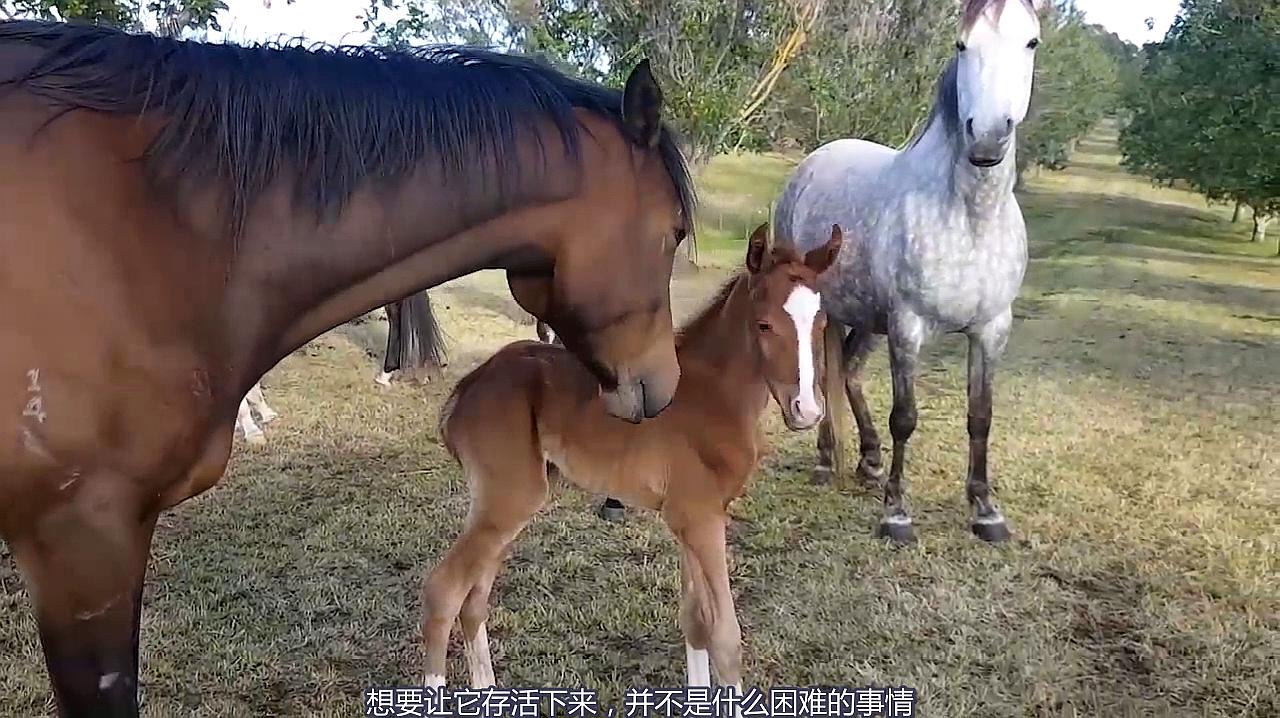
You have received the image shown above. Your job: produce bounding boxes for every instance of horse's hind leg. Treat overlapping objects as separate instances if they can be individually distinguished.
[877,313,924,545]
[966,312,1013,543]
[421,427,548,686]
[9,489,157,718]
[236,394,265,446]
[844,332,884,488]
[244,382,278,424]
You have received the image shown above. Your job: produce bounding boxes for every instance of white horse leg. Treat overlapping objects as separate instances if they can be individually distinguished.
[237,395,266,446]
[245,382,278,424]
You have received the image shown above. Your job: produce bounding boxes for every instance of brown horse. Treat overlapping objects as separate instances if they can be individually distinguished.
[0,20,695,717]
[424,222,843,690]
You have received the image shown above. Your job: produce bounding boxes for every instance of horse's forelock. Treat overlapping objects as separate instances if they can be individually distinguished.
[961,0,1038,34]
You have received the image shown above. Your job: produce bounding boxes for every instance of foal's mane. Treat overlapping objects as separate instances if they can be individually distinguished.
[674,272,747,348]
[0,20,696,235]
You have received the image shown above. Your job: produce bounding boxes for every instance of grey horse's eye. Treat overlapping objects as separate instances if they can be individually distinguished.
[955,40,966,52]
[1026,38,1040,49]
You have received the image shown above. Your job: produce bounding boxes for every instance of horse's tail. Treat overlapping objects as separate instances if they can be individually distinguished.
[821,315,848,480]
[392,291,448,372]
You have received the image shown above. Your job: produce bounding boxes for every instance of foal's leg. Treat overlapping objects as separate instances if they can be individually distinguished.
[966,310,1013,543]
[236,394,265,446]
[670,511,741,692]
[244,382,278,425]
[9,490,157,718]
[877,312,925,545]
[421,450,548,686]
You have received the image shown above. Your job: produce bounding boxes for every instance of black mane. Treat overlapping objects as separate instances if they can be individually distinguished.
[0,20,696,234]
[902,56,961,152]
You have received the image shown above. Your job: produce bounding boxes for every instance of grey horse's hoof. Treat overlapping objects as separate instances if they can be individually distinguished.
[811,465,836,486]
[971,519,1012,543]
[597,498,626,522]
[875,519,916,546]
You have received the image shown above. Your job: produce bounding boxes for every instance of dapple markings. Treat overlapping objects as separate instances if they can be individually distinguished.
[774,0,1042,544]
[422,223,843,690]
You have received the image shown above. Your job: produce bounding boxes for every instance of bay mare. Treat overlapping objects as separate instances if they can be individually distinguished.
[0,19,695,717]
[773,0,1041,544]
[426,223,842,689]
[236,291,447,445]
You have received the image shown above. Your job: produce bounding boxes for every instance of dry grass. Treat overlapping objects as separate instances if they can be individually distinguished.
[2,125,1277,717]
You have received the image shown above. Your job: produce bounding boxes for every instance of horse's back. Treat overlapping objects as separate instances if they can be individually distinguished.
[775,138,897,255]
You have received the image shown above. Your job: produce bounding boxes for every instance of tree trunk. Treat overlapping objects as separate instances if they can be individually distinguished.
[1232,200,1242,223]
[1251,213,1268,243]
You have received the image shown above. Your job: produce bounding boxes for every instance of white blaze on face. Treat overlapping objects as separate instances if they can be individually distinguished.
[783,285,822,423]
[956,0,1040,137]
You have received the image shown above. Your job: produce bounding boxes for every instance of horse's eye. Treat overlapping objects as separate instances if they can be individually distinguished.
[1026,38,1039,49]
[674,227,687,243]
[955,40,966,52]
[757,321,772,333]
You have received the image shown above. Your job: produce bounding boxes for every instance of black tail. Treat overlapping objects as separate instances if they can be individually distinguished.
[384,292,448,373]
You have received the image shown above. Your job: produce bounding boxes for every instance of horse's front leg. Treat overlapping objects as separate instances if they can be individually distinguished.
[877,312,924,545]
[8,481,158,718]
[966,311,1013,543]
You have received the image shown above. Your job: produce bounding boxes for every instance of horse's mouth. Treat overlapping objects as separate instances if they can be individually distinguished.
[968,155,1004,168]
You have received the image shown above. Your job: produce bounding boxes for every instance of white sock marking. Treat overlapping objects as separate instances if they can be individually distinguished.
[465,623,496,688]
[685,643,711,687]
[783,285,823,424]
[423,673,445,689]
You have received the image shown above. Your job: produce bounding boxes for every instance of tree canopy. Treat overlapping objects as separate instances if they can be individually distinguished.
[1119,0,1279,246]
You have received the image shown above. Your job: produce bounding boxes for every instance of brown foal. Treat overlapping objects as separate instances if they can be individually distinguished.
[423,223,844,690]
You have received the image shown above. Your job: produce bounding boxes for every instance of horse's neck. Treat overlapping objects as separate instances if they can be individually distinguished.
[676,278,769,416]
[900,120,1017,225]
[231,162,570,382]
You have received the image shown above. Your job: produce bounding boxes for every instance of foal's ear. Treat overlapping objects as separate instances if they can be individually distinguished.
[745,222,769,274]
[803,224,843,274]
[622,59,663,148]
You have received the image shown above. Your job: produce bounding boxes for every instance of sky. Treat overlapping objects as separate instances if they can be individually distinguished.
[205,0,1184,48]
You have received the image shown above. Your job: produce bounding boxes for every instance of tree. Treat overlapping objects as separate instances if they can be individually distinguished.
[1015,2,1130,185]
[1120,0,1280,249]
[361,0,825,166]
[1,0,228,36]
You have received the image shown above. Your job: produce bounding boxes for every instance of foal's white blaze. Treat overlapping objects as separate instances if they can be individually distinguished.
[685,643,711,687]
[783,285,823,424]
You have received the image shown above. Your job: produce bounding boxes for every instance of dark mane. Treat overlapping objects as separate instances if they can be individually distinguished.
[902,57,961,151]
[675,271,746,347]
[0,19,696,235]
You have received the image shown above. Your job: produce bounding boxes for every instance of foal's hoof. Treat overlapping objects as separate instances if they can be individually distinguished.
[811,465,836,486]
[597,498,626,522]
[875,518,916,545]
[244,432,267,447]
[259,411,279,425]
[971,519,1012,543]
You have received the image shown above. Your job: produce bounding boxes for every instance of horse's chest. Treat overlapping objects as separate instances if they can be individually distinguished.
[892,229,1024,327]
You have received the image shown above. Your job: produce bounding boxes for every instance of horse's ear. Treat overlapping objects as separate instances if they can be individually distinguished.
[622,59,663,148]
[746,222,769,274]
[804,224,843,274]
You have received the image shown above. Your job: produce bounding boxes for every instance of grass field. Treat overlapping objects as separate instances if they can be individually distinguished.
[2,125,1277,717]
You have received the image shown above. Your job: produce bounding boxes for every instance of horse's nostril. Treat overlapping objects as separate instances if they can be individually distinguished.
[1005,117,1014,132]
[965,118,975,137]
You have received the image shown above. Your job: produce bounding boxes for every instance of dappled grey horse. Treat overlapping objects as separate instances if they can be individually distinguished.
[774,0,1042,544]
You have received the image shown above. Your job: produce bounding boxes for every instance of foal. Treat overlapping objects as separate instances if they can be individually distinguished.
[422,223,843,689]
